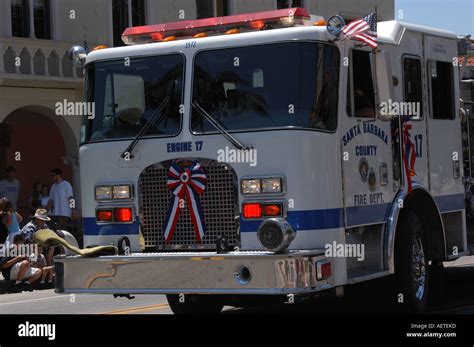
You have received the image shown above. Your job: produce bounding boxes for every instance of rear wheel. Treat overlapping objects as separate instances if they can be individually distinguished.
[395,211,429,313]
[166,294,224,315]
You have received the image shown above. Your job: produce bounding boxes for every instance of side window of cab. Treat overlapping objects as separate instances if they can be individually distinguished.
[347,49,376,118]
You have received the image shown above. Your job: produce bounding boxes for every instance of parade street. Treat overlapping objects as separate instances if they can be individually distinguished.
[2,258,474,315]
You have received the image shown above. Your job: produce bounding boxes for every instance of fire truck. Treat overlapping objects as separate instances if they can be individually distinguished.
[58,8,466,313]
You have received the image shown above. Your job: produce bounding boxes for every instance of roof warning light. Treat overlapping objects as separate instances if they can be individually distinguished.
[122,8,311,45]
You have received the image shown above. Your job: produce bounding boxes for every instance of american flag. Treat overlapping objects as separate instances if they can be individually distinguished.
[341,12,378,49]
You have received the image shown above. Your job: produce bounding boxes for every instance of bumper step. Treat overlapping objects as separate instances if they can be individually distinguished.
[54,249,332,295]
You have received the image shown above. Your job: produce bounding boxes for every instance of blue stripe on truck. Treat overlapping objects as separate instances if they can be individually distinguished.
[83,217,140,236]
[240,208,344,232]
[435,193,465,212]
[345,203,391,227]
[81,193,465,235]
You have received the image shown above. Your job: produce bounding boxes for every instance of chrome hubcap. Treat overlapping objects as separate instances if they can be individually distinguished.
[412,236,426,301]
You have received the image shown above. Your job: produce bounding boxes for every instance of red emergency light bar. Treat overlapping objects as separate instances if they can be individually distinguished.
[122,8,311,45]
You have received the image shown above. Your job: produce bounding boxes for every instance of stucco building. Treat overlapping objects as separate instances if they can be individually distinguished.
[0,0,394,219]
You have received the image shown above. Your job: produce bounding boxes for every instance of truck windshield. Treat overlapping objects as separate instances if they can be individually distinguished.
[191,42,339,133]
[82,54,184,143]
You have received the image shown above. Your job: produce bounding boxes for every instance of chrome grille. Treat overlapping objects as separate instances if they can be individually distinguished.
[138,159,240,250]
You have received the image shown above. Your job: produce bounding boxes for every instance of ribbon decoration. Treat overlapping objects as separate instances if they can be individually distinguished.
[401,115,417,193]
[163,162,207,243]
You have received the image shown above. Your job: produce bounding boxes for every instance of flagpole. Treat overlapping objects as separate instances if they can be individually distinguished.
[372,6,380,118]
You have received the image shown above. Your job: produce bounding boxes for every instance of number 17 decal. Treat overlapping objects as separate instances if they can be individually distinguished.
[414,134,423,158]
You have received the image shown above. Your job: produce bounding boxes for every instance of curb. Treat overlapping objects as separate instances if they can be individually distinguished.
[0,280,55,294]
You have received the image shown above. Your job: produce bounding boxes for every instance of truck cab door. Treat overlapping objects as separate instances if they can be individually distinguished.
[341,48,394,228]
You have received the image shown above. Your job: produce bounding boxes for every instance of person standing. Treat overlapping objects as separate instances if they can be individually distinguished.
[27,182,42,214]
[2,200,23,245]
[0,166,20,210]
[0,197,8,244]
[47,168,75,231]
[40,185,50,210]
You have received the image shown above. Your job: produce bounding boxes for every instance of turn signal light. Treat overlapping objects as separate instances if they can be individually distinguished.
[96,209,113,222]
[263,204,282,217]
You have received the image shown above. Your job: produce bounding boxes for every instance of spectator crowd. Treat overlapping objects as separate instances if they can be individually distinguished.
[0,166,76,290]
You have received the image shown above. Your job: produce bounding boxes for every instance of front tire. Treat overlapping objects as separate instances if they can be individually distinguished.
[166,294,224,315]
[395,211,429,313]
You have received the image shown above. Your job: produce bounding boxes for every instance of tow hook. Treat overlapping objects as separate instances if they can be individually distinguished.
[216,234,229,254]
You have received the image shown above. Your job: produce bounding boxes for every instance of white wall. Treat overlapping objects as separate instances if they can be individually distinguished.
[231,0,276,14]
[0,0,395,43]
[307,0,394,21]
[54,0,112,45]
[148,0,197,24]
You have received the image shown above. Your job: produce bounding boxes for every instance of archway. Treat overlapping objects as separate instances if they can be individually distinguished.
[0,106,76,220]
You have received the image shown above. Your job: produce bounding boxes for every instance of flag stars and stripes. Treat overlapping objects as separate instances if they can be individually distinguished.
[341,12,378,49]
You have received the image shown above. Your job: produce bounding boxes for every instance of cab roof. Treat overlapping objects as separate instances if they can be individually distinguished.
[86,7,458,65]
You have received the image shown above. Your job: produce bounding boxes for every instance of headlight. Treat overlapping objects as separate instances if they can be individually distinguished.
[95,186,113,200]
[241,179,261,194]
[261,178,282,193]
[113,185,131,199]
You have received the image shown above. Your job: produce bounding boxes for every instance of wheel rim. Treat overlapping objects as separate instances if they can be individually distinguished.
[412,236,426,301]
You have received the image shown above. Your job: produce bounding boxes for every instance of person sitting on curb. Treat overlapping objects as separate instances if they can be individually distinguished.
[21,208,50,244]
[31,245,55,285]
[0,234,42,289]
[20,208,57,265]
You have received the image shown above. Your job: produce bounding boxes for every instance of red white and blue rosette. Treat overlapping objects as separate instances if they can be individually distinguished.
[163,161,207,243]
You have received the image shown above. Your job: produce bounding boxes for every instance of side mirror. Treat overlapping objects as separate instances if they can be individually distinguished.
[69,46,87,66]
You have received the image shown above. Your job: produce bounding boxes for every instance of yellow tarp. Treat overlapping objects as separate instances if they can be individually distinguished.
[33,229,118,257]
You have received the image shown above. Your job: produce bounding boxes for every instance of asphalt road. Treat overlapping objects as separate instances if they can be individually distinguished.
[2,258,474,314]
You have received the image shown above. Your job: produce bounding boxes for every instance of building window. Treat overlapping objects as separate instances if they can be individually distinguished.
[429,60,455,119]
[277,0,303,9]
[196,0,214,19]
[347,50,376,118]
[403,57,423,119]
[113,0,146,47]
[215,0,229,16]
[132,0,145,26]
[113,0,129,47]
[11,0,30,38]
[33,0,51,39]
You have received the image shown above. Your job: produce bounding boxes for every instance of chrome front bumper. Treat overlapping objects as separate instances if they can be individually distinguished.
[54,250,333,295]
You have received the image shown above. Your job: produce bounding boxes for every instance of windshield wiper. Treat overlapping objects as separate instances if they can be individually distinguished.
[121,96,171,159]
[192,101,252,151]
